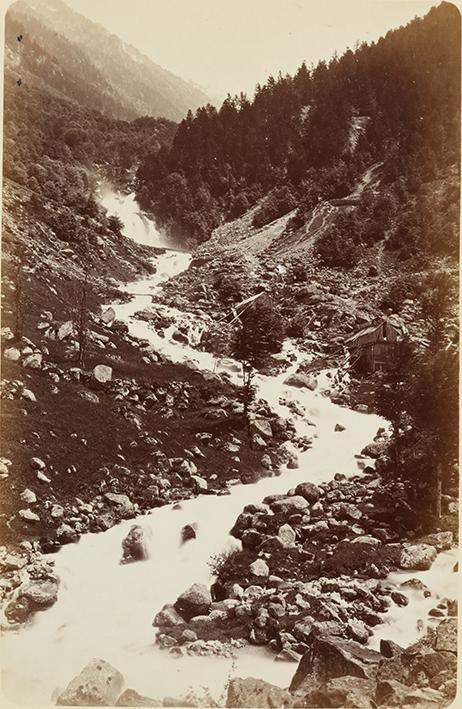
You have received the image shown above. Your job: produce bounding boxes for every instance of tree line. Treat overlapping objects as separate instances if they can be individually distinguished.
[136,2,460,255]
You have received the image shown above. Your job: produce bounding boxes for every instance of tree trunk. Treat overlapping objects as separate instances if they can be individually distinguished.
[435,463,442,525]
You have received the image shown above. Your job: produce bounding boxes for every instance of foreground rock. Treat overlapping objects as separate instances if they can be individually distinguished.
[116,689,162,706]
[56,658,124,706]
[174,583,212,621]
[290,636,382,691]
[153,460,456,662]
[226,677,291,708]
[226,621,457,707]
[400,543,437,571]
[121,525,149,564]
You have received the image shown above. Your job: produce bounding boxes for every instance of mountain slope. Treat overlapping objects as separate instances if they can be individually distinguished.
[136,1,460,249]
[6,0,210,121]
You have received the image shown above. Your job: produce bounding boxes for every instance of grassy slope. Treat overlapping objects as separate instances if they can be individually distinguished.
[0,179,269,548]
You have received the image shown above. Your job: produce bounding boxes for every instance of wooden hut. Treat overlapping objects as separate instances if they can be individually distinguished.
[344,319,401,373]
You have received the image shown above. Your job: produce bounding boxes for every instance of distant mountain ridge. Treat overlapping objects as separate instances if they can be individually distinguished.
[5,0,210,121]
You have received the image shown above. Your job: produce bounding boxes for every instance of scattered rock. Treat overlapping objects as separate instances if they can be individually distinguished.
[78,390,100,404]
[278,523,296,547]
[181,523,198,543]
[30,457,46,470]
[153,604,185,628]
[116,689,162,706]
[226,678,292,708]
[56,658,124,706]
[175,584,212,621]
[92,364,113,385]
[3,347,21,361]
[434,618,457,653]
[22,388,37,402]
[294,481,322,503]
[104,493,134,518]
[19,580,59,608]
[250,559,269,578]
[290,636,382,692]
[18,508,40,523]
[400,544,437,571]
[101,307,116,325]
[270,495,309,514]
[284,372,317,390]
[191,475,208,493]
[121,525,149,563]
[418,531,453,551]
[22,353,43,369]
[20,488,37,504]
[249,418,273,440]
[57,321,74,341]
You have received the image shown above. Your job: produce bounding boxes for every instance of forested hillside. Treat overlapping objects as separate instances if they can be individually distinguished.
[136,1,460,254]
[6,0,210,121]
[2,71,176,250]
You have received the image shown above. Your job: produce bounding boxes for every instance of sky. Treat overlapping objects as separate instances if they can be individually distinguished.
[64,0,437,103]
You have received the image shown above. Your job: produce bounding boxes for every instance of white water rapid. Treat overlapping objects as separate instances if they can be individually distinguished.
[0,190,457,706]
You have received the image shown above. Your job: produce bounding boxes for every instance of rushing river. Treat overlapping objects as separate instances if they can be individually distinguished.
[0,189,457,705]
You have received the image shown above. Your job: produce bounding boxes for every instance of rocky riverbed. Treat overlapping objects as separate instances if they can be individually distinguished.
[1,186,458,707]
[153,448,457,661]
[50,614,457,707]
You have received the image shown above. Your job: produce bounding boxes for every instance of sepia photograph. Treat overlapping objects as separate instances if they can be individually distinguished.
[0,0,460,707]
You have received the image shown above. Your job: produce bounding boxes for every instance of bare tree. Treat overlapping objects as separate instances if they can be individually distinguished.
[70,240,94,368]
[12,244,30,339]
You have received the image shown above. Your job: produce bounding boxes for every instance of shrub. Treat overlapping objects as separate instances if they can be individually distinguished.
[252,186,297,229]
[315,228,358,268]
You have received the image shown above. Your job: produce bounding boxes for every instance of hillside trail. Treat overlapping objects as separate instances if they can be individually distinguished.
[274,161,383,256]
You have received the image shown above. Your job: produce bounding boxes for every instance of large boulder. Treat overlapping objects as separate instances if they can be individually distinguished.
[249,418,273,440]
[290,636,382,692]
[375,679,445,707]
[270,495,309,515]
[104,493,134,518]
[250,559,269,578]
[399,544,437,571]
[57,321,74,341]
[434,618,457,653]
[121,525,149,564]
[19,580,59,608]
[18,508,40,523]
[101,307,116,325]
[226,677,291,708]
[174,583,212,621]
[153,604,184,628]
[181,523,197,543]
[310,676,376,708]
[278,524,296,547]
[56,658,124,706]
[284,372,317,390]
[295,481,322,503]
[22,353,43,369]
[92,364,113,385]
[3,347,21,361]
[417,531,453,551]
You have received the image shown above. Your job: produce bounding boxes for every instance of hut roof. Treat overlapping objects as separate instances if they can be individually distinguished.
[344,318,402,347]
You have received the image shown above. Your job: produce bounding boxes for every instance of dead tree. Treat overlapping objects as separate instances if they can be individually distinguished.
[12,244,30,339]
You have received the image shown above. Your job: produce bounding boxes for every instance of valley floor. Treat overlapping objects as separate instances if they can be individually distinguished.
[0,178,458,708]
